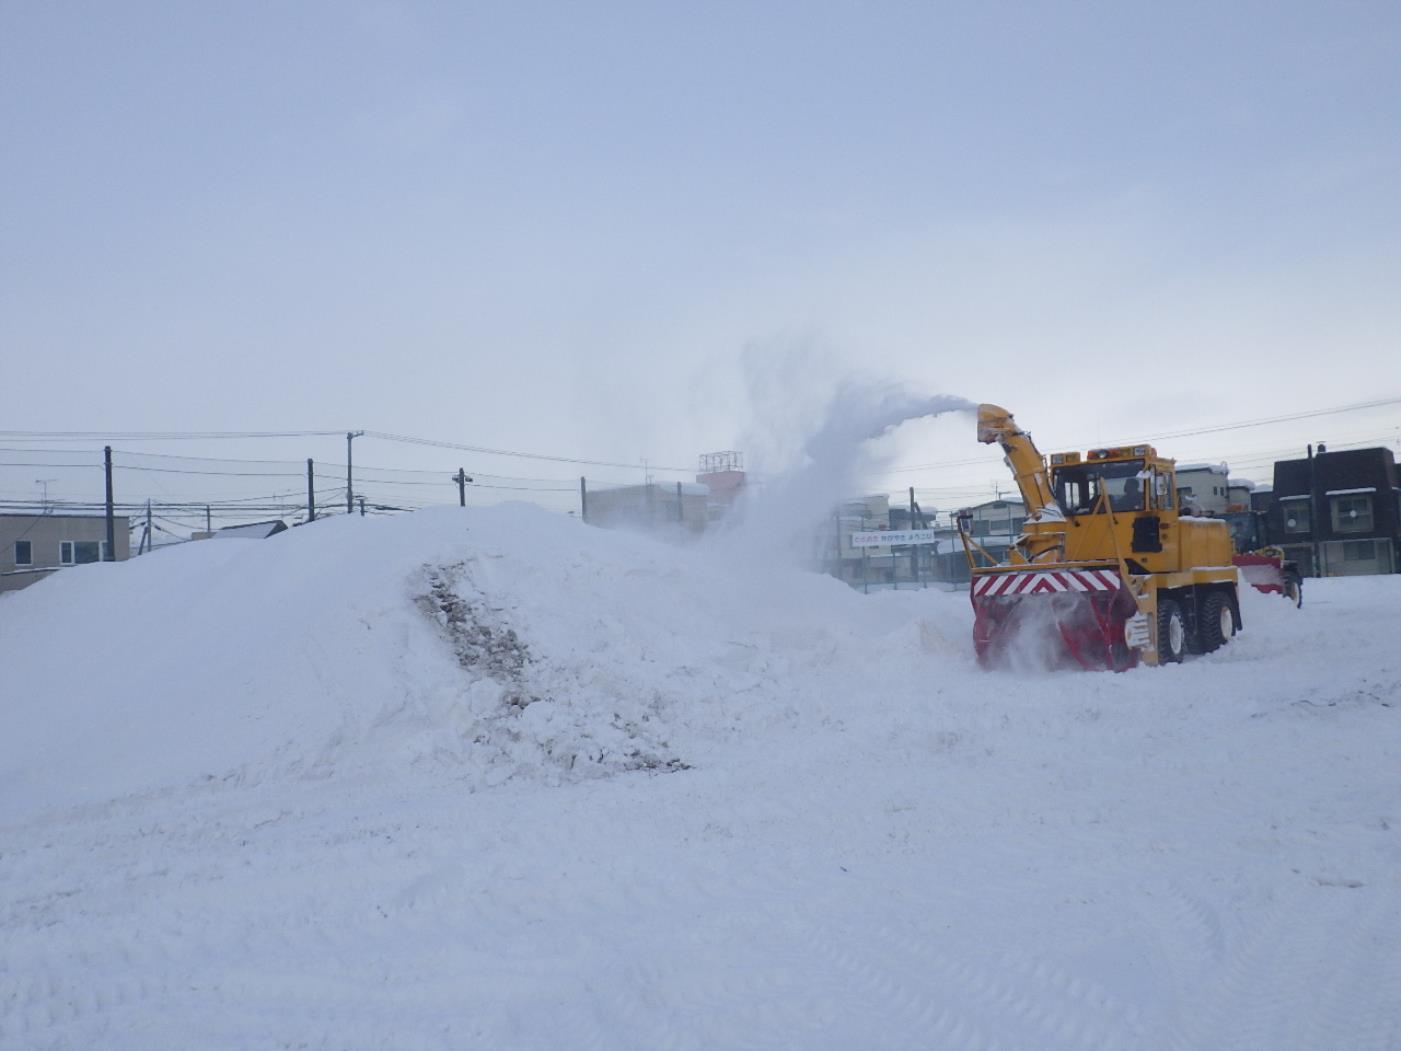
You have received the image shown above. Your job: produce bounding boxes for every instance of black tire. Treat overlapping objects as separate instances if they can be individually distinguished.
[1197,591,1234,653]
[1185,597,1205,655]
[1283,571,1303,609]
[1157,597,1186,664]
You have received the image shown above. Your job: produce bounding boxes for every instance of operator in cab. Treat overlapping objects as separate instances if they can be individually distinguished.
[1112,476,1143,513]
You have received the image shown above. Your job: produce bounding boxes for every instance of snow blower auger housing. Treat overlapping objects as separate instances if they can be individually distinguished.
[961,404,1242,670]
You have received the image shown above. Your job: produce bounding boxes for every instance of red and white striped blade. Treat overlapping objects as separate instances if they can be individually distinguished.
[972,568,1122,597]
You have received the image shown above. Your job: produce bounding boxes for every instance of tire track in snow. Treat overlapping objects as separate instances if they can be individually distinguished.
[596,882,829,1051]
[792,916,1002,1050]
[788,899,1154,1051]
[1126,877,1231,1041]
[1172,879,1374,1050]
[1292,886,1401,1051]
[563,842,918,1051]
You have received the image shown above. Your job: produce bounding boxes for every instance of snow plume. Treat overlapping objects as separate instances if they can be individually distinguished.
[715,346,975,566]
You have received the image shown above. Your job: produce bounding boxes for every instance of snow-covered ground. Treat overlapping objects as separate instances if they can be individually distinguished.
[2,506,1398,1050]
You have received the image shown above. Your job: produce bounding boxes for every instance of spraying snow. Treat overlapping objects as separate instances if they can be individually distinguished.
[719,376,976,565]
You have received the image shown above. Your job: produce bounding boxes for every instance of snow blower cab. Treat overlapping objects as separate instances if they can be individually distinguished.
[961,404,1241,670]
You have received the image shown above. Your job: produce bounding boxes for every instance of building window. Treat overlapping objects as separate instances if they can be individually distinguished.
[1331,495,1373,534]
[60,540,102,565]
[1281,500,1310,534]
[1343,540,1376,562]
[14,540,32,565]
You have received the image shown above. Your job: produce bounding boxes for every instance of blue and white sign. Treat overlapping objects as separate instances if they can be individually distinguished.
[851,529,938,548]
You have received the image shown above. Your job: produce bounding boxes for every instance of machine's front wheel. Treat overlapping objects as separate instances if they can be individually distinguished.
[1157,598,1186,664]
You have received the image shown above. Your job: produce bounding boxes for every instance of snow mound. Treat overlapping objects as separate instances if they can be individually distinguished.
[0,505,966,824]
[4,505,1400,1048]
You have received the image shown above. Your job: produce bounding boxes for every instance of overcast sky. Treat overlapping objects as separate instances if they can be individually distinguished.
[2,1,1399,516]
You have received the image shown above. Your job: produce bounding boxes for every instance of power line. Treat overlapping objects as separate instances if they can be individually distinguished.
[5,395,1396,510]
[886,395,1401,473]
[1119,395,1401,445]
[0,483,344,509]
[338,475,577,492]
[113,464,308,478]
[101,449,647,487]
[113,448,311,466]
[365,430,691,473]
[0,461,102,470]
[0,430,343,441]
[0,426,692,474]
[0,446,116,456]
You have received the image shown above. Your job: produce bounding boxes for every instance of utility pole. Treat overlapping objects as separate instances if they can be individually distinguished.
[861,510,870,594]
[205,505,211,533]
[909,486,919,587]
[832,509,841,577]
[306,459,316,522]
[676,481,683,524]
[1307,443,1323,578]
[579,477,588,523]
[104,445,116,561]
[35,478,57,513]
[346,430,364,514]
[454,468,472,507]
[358,495,366,517]
[145,499,153,554]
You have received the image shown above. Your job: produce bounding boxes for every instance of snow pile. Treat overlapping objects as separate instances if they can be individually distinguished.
[3,505,1399,1049]
[0,504,963,823]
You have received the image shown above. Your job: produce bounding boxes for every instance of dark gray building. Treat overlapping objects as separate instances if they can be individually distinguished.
[1269,446,1399,577]
[1,513,132,594]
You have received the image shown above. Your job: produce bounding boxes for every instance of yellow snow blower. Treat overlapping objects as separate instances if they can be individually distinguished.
[960,405,1241,670]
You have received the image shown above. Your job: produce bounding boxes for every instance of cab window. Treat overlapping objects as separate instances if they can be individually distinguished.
[1154,471,1174,511]
[1053,460,1145,515]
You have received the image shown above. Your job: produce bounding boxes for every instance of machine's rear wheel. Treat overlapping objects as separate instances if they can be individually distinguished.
[1197,591,1234,653]
[1157,598,1186,664]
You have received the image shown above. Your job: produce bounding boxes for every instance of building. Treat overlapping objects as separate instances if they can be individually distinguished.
[1269,446,1399,577]
[931,498,1027,584]
[1226,478,1255,511]
[696,451,747,520]
[584,454,748,536]
[585,482,710,534]
[0,512,132,594]
[1176,463,1232,514]
[825,494,894,585]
